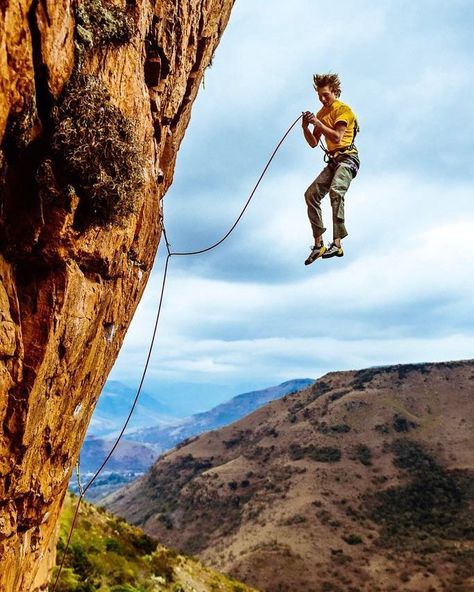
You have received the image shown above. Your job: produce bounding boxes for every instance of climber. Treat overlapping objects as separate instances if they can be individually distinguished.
[302,73,360,265]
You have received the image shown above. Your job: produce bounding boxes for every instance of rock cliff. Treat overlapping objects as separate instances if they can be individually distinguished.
[0,1,234,590]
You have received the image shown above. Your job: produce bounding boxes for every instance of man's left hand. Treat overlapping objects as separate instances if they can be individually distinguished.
[311,117,324,130]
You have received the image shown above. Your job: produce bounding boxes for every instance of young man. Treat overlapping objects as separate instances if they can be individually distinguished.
[302,73,360,265]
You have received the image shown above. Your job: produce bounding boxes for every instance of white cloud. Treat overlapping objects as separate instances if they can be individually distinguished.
[113,332,474,386]
[108,0,474,403]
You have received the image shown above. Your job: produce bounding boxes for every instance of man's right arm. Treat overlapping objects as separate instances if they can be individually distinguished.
[302,111,321,148]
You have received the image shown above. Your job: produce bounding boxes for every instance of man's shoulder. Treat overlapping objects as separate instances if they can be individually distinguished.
[333,100,356,123]
[333,100,353,114]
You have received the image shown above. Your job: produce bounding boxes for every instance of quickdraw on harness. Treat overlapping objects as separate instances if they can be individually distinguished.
[319,119,360,177]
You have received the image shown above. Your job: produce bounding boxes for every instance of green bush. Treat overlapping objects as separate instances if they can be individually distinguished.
[392,414,417,432]
[289,443,341,462]
[110,586,144,592]
[150,550,174,581]
[308,446,341,463]
[356,444,372,466]
[129,532,157,555]
[289,443,305,460]
[51,567,80,592]
[343,533,363,545]
[330,424,351,433]
[75,0,135,49]
[159,513,174,530]
[70,542,94,579]
[372,439,472,547]
[105,538,122,553]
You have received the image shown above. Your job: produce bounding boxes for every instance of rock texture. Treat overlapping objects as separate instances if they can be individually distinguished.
[105,361,474,592]
[0,1,234,590]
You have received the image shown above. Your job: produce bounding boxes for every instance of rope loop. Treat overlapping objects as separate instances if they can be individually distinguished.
[51,113,303,590]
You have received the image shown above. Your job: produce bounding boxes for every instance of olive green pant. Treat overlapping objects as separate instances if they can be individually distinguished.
[304,162,354,241]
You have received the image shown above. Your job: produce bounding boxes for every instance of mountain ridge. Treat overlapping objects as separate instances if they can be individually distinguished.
[128,378,315,446]
[104,359,474,592]
[76,378,314,501]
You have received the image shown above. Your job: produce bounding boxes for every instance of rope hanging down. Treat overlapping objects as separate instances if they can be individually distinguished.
[52,113,303,590]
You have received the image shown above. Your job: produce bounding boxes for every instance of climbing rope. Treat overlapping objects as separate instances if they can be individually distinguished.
[52,113,302,589]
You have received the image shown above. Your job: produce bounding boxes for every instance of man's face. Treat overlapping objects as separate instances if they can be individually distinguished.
[317,85,337,107]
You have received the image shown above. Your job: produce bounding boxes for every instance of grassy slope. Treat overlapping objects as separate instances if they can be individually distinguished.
[52,493,259,592]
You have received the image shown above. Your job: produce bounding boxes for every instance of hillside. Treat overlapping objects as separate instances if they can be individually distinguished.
[53,493,258,592]
[76,379,313,501]
[104,360,474,592]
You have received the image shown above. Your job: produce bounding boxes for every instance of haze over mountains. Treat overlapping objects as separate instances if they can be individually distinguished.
[128,378,315,448]
[104,360,474,592]
[76,379,314,500]
[87,380,178,438]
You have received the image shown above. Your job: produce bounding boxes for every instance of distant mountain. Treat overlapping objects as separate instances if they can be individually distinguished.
[88,380,178,437]
[104,360,474,592]
[79,436,159,473]
[128,378,315,448]
[78,379,314,501]
[71,437,161,502]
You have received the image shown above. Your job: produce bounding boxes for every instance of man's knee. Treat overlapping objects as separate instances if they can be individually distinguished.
[330,194,345,221]
[331,168,352,195]
[305,184,322,204]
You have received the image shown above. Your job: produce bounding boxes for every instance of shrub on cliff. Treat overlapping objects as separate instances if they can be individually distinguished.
[51,74,144,227]
[75,0,135,49]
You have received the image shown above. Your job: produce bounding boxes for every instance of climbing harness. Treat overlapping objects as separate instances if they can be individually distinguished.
[52,113,303,590]
[319,118,360,177]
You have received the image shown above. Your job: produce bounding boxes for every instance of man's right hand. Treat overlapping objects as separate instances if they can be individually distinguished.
[302,111,313,128]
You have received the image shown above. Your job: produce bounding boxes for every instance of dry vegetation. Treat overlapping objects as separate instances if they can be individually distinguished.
[49,74,144,228]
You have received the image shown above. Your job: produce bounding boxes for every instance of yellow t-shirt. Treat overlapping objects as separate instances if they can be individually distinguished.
[317,99,358,155]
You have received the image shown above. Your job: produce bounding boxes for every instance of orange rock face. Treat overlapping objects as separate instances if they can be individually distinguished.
[0,1,234,589]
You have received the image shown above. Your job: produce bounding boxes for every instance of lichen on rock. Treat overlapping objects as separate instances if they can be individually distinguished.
[75,0,136,50]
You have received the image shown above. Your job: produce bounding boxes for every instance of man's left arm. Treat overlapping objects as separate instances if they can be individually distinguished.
[310,117,347,144]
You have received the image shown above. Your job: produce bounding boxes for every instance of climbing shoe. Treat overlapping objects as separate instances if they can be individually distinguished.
[322,242,344,258]
[304,243,326,265]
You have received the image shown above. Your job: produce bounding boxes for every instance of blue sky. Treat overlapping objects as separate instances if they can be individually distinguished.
[108,0,474,416]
